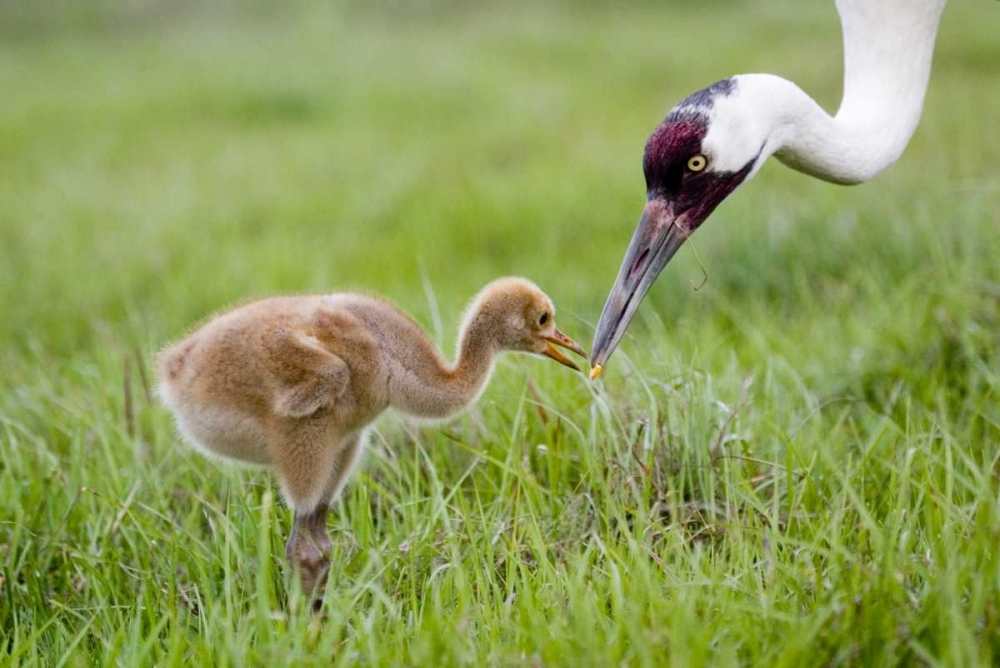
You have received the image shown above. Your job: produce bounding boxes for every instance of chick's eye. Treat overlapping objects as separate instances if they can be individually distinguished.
[687,154,708,172]
[539,312,549,326]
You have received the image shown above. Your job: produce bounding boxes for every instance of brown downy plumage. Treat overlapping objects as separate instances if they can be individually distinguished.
[157,277,585,609]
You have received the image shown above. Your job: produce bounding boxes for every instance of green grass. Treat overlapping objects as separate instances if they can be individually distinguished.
[2,1,999,665]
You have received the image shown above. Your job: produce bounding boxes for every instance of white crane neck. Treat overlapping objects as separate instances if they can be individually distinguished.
[747,0,947,184]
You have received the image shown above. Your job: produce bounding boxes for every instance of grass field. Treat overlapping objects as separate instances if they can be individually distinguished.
[2,1,999,665]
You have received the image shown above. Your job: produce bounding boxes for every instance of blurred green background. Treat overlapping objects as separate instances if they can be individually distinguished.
[1,0,993,360]
[2,1,999,665]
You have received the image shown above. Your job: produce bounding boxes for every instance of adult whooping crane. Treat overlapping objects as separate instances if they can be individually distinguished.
[589,0,948,377]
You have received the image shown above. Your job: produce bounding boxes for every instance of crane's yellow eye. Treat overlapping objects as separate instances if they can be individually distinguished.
[687,154,708,172]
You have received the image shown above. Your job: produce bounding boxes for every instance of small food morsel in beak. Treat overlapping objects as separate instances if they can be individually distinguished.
[589,364,603,381]
[542,327,587,371]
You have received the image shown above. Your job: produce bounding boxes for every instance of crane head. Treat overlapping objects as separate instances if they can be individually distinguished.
[590,77,766,373]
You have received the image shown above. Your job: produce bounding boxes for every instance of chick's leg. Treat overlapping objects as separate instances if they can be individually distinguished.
[270,421,341,610]
[308,432,366,558]
[285,510,329,611]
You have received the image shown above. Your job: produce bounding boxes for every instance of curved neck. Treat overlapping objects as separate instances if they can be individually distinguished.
[386,312,497,420]
[757,0,946,184]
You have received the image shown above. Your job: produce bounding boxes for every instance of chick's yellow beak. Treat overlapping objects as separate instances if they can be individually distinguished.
[542,327,587,371]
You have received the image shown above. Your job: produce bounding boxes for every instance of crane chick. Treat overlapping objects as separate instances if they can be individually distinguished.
[157,277,585,609]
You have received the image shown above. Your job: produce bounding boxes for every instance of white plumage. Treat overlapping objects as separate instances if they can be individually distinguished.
[590,0,949,371]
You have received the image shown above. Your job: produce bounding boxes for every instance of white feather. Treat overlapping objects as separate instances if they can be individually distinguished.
[702,0,947,185]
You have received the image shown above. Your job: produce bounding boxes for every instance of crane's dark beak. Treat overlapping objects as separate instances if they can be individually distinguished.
[542,327,587,371]
[590,198,688,373]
